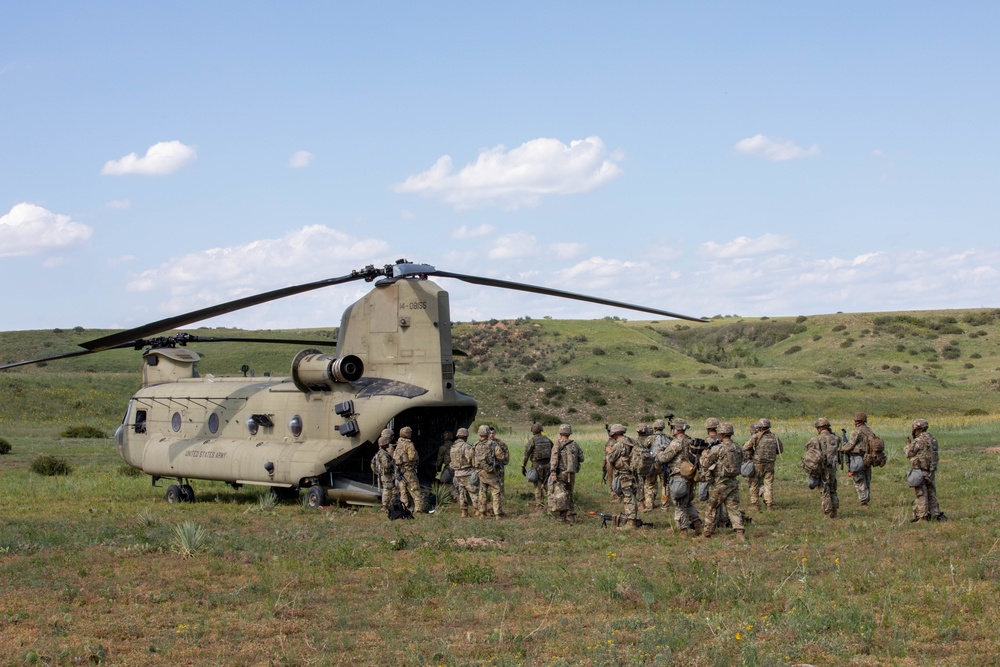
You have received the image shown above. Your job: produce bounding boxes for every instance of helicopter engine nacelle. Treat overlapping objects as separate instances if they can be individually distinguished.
[291,349,364,392]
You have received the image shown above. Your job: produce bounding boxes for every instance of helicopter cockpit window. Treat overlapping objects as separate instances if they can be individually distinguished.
[171,412,182,432]
[246,418,259,436]
[289,415,303,438]
[134,410,147,434]
[208,413,220,434]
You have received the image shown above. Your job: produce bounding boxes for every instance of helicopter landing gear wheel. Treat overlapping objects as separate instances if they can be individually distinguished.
[305,486,326,508]
[180,484,195,503]
[165,484,182,504]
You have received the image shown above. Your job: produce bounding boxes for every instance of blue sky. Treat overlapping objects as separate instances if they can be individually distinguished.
[2,2,999,331]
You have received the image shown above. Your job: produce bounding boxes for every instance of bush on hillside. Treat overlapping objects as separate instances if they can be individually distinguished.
[30,455,73,476]
[0,438,11,455]
[61,424,108,439]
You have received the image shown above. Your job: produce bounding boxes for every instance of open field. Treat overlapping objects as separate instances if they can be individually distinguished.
[1,421,998,666]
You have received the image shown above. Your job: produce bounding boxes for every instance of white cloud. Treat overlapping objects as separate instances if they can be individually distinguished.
[734,134,820,161]
[288,150,314,168]
[125,226,390,327]
[101,140,197,175]
[106,199,131,209]
[0,203,93,258]
[393,136,623,209]
[550,242,585,260]
[452,224,496,239]
[488,232,538,260]
[700,234,796,259]
[42,257,70,268]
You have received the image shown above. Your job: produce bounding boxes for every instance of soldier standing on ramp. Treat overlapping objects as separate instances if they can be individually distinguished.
[393,426,426,513]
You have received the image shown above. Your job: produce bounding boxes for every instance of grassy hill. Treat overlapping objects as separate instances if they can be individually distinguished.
[2,309,1000,432]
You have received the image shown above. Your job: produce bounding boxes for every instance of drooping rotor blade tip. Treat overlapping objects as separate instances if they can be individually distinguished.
[427,270,707,323]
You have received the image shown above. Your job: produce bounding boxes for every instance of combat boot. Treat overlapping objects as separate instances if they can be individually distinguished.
[460,509,468,518]
[735,529,746,542]
[692,519,704,534]
[619,518,637,531]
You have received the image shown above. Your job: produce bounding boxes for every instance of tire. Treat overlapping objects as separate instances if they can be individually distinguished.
[165,484,182,504]
[305,486,326,508]
[180,484,195,503]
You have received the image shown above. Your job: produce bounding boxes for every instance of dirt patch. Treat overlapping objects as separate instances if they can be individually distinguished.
[452,537,503,549]
[986,446,1000,453]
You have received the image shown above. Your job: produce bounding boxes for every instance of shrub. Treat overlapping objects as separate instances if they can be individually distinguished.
[172,521,207,558]
[504,399,522,411]
[795,315,808,323]
[832,324,847,332]
[784,345,802,355]
[30,455,73,476]
[592,347,606,356]
[529,411,561,426]
[61,424,107,439]
[651,370,671,378]
[524,370,546,383]
[0,438,11,455]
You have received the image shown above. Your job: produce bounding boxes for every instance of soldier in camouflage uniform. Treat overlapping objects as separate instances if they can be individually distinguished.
[392,426,426,513]
[650,419,670,510]
[436,431,454,479]
[698,417,730,526]
[522,423,553,509]
[371,432,398,512]
[605,423,640,529]
[699,422,745,541]
[840,411,874,507]
[744,418,783,510]
[633,424,659,512]
[904,418,946,522]
[549,423,584,522]
[805,418,840,518]
[603,430,621,504]
[489,427,509,500]
[474,425,505,518]
[657,418,702,534]
[449,427,476,518]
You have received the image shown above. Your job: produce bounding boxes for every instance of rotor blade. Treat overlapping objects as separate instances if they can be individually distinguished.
[81,270,374,351]
[426,270,707,323]
[178,336,336,347]
[0,348,99,371]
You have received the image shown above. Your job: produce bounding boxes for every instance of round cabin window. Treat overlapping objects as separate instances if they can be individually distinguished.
[208,413,220,434]
[289,415,303,438]
[246,417,259,436]
[171,412,182,432]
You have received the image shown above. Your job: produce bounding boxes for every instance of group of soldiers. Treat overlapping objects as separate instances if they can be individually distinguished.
[372,411,946,531]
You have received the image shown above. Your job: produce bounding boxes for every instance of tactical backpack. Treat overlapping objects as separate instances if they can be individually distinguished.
[720,443,742,479]
[387,497,414,520]
[801,446,825,477]
[631,443,657,477]
[866,433,887,467]
[474,442,496,470]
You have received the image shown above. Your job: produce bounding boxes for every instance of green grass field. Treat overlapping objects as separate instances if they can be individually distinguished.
[0,421,998,666]
[1,312,1000,665]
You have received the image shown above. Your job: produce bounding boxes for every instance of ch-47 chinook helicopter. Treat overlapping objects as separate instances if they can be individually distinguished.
[1,260,705,508]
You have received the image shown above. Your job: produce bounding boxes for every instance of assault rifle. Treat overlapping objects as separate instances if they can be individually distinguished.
[589,511,653,528]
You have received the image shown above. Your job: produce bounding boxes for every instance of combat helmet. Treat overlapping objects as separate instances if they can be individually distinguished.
[478,425,490,436]
[717,422,734,436]
[636,423,650,436]
[531,423,543,434]
[399,426,413,438]
[558,424,572,435]
[705,417,720,430]
[381,428,393,439]
[456,427,469,439]
[757,418,771,430]
[814,417,831,429]
[854,412,868,423]
[609,423,627,436]
[652,418,666,431]
[912,418,929,431]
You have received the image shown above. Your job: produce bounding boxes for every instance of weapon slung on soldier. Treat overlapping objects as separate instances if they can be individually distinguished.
[588,511,653,528]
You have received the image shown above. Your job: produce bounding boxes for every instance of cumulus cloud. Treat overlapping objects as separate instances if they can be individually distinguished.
[734,134,820,161]
[125,226,390,327]
[452,224,496,239]
[106,199,131,209]
[701,234,796,259]
[102,140,197,175]
[393,136,623,209]
[288,150,314,168]
[550,242,585,260]
[0,203,93,258]
[488,232,539,260]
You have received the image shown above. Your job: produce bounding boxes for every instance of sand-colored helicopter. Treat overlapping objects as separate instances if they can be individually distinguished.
[1,260,704,507]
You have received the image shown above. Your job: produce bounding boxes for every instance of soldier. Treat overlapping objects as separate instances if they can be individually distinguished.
[632,424,659,512]
[449,427,476,517]
[805,417,840,518]
[489,426,510,497]
[381,428,395,454]
[371,432,397,512]
[650,418,670,509]
[436,431,454,480]
[522,423,554,510]
[549,423,584,522]
[699,417,732,527]
[392,426,426,513]
[605,423,640,529]
[656,418,702,534]
[904,418,947,522]
[744,418,783,510]
[474,425,505,518]
[603,428,621,503]
[699,422,746,541]
[840,411,874,507]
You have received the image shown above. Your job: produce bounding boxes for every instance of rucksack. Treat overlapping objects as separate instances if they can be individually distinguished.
[719,443,742,479]
[801,446,825,477]
[866,433,887,467]
[473,441,496,470]
[631,444,657,477]
[387,498,414,520]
